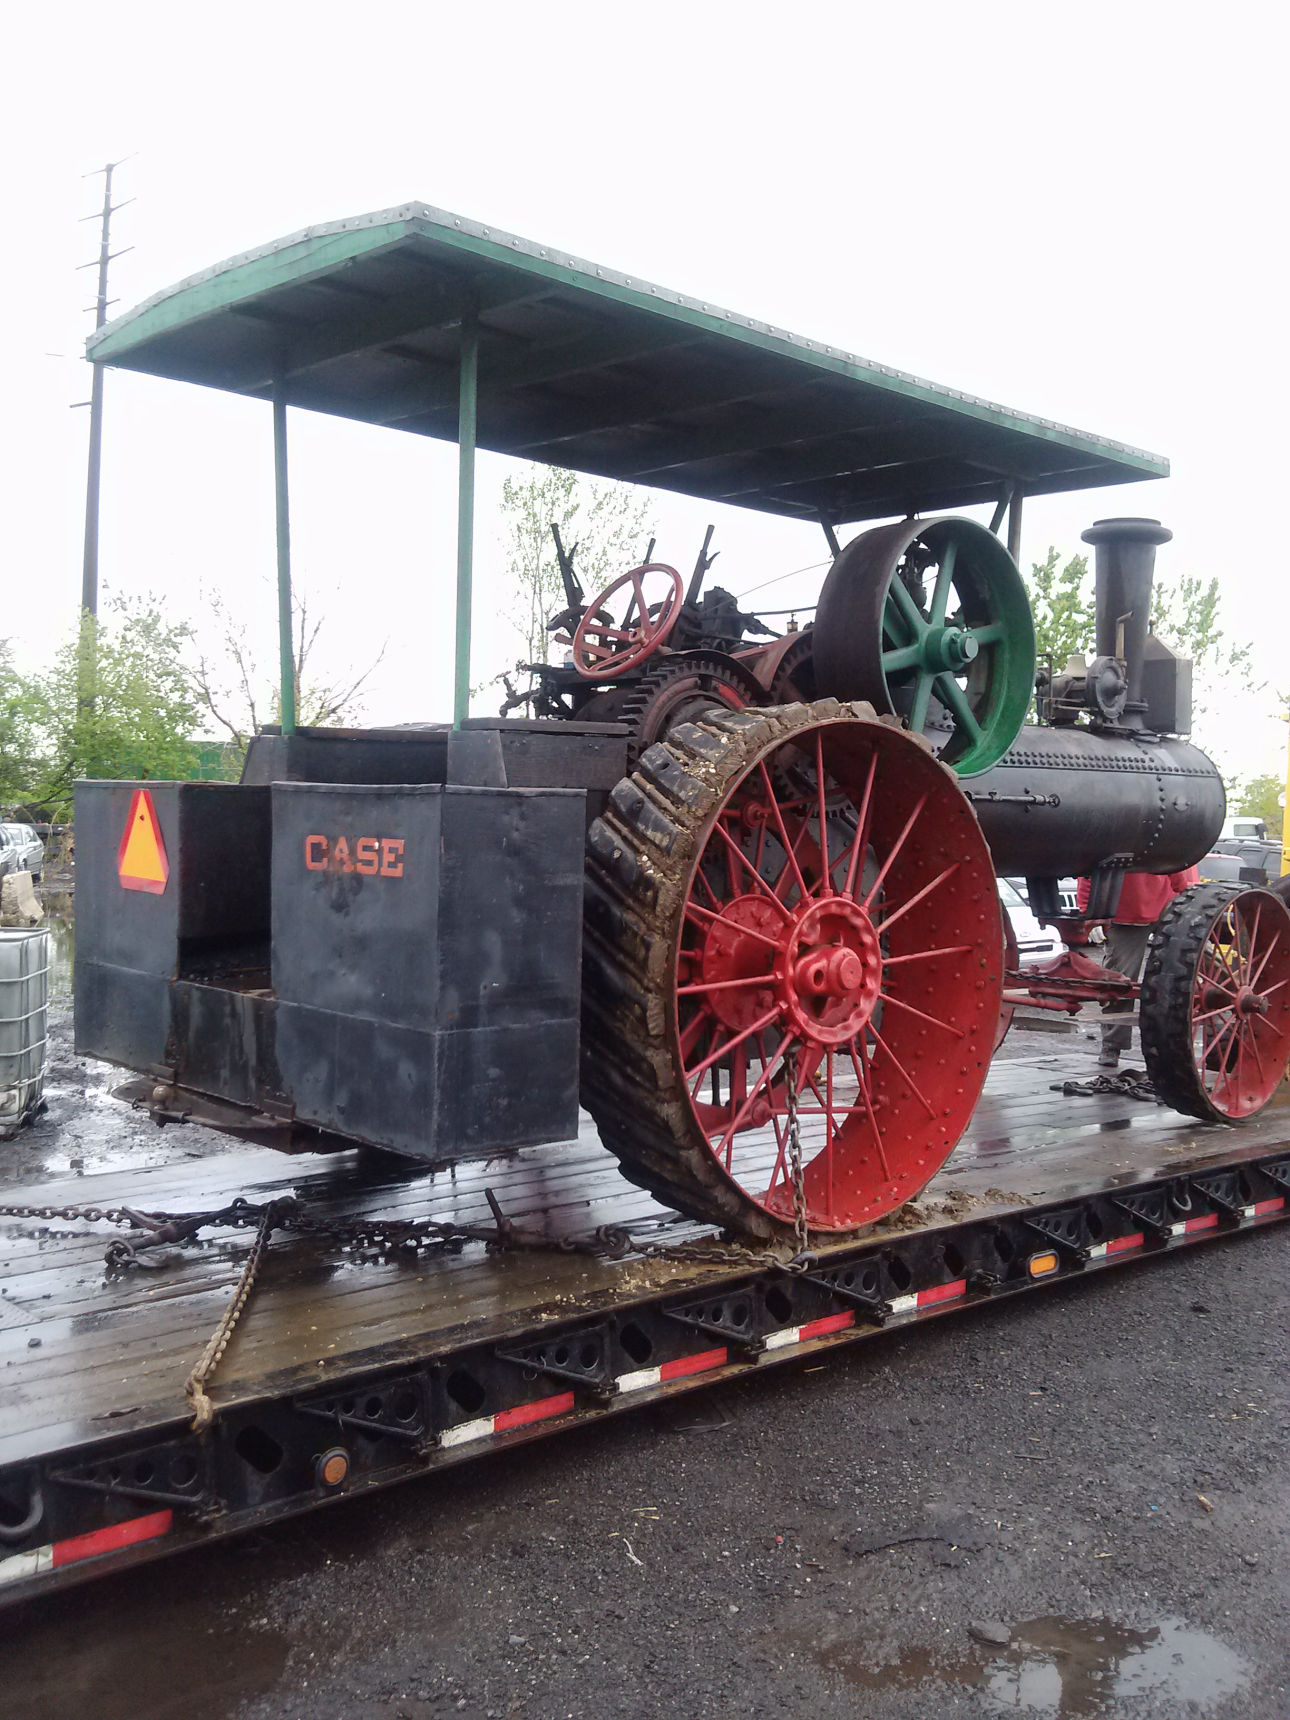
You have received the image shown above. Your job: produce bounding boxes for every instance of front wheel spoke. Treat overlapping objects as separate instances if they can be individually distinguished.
[1244,1020,1267,1083]
[847,1043,891,1177]
[1247,931,1282,991]
[883,943,973,967]
[859,791,928,910]
[686,1005,782,1088]
[868,1025,938,1120]
[873,862,960,938]
[814,735,832,893]
[758,763,810,901]
[841,750,879,898]
[934,674,983,742]
[880,989,967,1039]
[710,820,793,917]
[713,1039,789,1160]
[683,900,780,951]
[678,972,775,997]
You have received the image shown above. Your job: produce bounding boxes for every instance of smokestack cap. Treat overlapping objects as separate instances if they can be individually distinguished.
[1081,517,1173,548]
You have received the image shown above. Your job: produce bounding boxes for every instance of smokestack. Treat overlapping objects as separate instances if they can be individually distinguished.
[1081,517,1172,717]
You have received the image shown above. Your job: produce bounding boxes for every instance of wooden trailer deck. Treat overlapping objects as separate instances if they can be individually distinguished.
[1,1042,1287,1601]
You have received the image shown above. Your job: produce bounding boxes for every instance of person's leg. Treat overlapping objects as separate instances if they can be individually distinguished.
[1099,921,1152,1063]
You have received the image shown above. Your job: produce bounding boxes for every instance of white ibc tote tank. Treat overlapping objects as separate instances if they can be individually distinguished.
[0,926,50,1137]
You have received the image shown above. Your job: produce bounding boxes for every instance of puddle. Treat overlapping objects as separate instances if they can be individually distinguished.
[816,1614,1250,1716]
[0,1605,292,1720]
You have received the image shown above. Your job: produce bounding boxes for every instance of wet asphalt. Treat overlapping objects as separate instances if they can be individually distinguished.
[2,920,1287,1718]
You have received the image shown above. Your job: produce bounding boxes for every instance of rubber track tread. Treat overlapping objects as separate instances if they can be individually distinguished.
[580,698,879,1240]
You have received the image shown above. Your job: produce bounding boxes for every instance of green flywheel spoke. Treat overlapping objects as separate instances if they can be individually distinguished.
[887,578,928,636]
[908,672,935,733]
[970,620,1005,646]
[935,674,982,741]
[929,543,957,624]
[881,641,924,674]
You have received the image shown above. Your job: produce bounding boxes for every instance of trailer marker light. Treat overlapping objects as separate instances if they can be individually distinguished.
[317,1448,350,1488]
[117,789,169,894]
[1027,1251,1060,1278]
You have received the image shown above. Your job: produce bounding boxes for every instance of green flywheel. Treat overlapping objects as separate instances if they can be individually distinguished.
[813,515,1036,777]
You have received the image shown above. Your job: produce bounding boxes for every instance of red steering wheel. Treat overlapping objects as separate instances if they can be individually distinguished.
[572,563,685,680]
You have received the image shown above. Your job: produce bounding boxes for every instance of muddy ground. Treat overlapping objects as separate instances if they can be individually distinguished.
[1,909,1287,1719]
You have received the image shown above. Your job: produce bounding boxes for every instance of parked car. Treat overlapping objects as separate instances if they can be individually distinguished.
[0,823,44,884]
[1199,837,1283,887]
[999,877,1064,968]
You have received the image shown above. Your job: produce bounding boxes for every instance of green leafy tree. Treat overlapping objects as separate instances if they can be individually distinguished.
[497,464,657,670]
[1235,773,1284,840]
[16,600,201,821]
[0,641,42,811]
[1025,547,1095,672]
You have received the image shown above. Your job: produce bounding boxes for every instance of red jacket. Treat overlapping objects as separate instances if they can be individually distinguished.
[1076,868,1199,925]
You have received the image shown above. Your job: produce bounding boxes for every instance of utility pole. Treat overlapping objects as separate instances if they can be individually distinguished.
[77,161,132,621]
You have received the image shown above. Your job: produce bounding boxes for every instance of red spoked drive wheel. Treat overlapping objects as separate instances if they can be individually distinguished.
[572,563,685,679]
[1142,882,1290,1122]
[581,700,1004,1239]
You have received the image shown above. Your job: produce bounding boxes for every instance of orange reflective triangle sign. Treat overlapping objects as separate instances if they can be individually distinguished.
[117,789,170,894]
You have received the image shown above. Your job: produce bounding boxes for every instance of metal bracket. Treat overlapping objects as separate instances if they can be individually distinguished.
[496,1327,618,1403]
[664,1293,764,1356]
[1111,1186,1177,1240]
[1189,1172,1247,1218]
[799,1261,892,1325]
[51,1441,213,1516]
[1259,1159,1290,1196]
[295,1391,429,1446]
[1025,1208,1092,1263]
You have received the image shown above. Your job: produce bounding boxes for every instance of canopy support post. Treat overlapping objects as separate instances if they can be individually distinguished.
[1006,482,1024,567]
[453,307,479,729]
[272,386,296,738]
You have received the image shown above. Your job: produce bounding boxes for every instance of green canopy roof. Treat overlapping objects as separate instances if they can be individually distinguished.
[88,203,1166,523]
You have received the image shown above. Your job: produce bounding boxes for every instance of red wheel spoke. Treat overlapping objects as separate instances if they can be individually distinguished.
[678,973,776,997]
[1248,929,1282,991]
[814,735,832,894]
[709,819,793,918]
[683,899,782,952]
[1244,1019,1267,1083]
[867,1024,938,1120]
[690,871,723,912]
[873,862,960,938]
[859,792,928,910]
[841,751,879,897]
[883,943,973,967]
[1192,1002,1237,1026]
[686,1005,782,1087]
[879,990,967,1039]
[772,808,819,902]
[713,1039,790,1161]
[758,762,810,901]
[847,1044,891,1177]
[679,1012,711,1059]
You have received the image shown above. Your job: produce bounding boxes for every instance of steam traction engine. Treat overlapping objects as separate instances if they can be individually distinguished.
[70,203,1290,1249]
[77,512,1290,1245]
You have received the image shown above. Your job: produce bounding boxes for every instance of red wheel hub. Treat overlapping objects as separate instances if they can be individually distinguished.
[779,897,882,1044]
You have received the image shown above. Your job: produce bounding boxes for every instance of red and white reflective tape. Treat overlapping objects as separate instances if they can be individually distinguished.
[1242,1197,1285,1219]
[0,1508,172,1588]
[1087,1232,1146,1259]
[617,1345,729,1395]
[1168,1213,1220,1237]
[886,1277,968,1316]
[762,1311,855,1351]
[439,1389,577,1449]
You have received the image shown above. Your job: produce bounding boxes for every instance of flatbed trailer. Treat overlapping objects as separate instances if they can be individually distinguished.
[2,1041,1286,1606]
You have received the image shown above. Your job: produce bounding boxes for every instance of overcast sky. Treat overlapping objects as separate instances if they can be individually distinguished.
[3,3,1286,786]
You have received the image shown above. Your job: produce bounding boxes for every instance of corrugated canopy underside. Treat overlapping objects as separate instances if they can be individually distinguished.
[88,204,1166,523]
